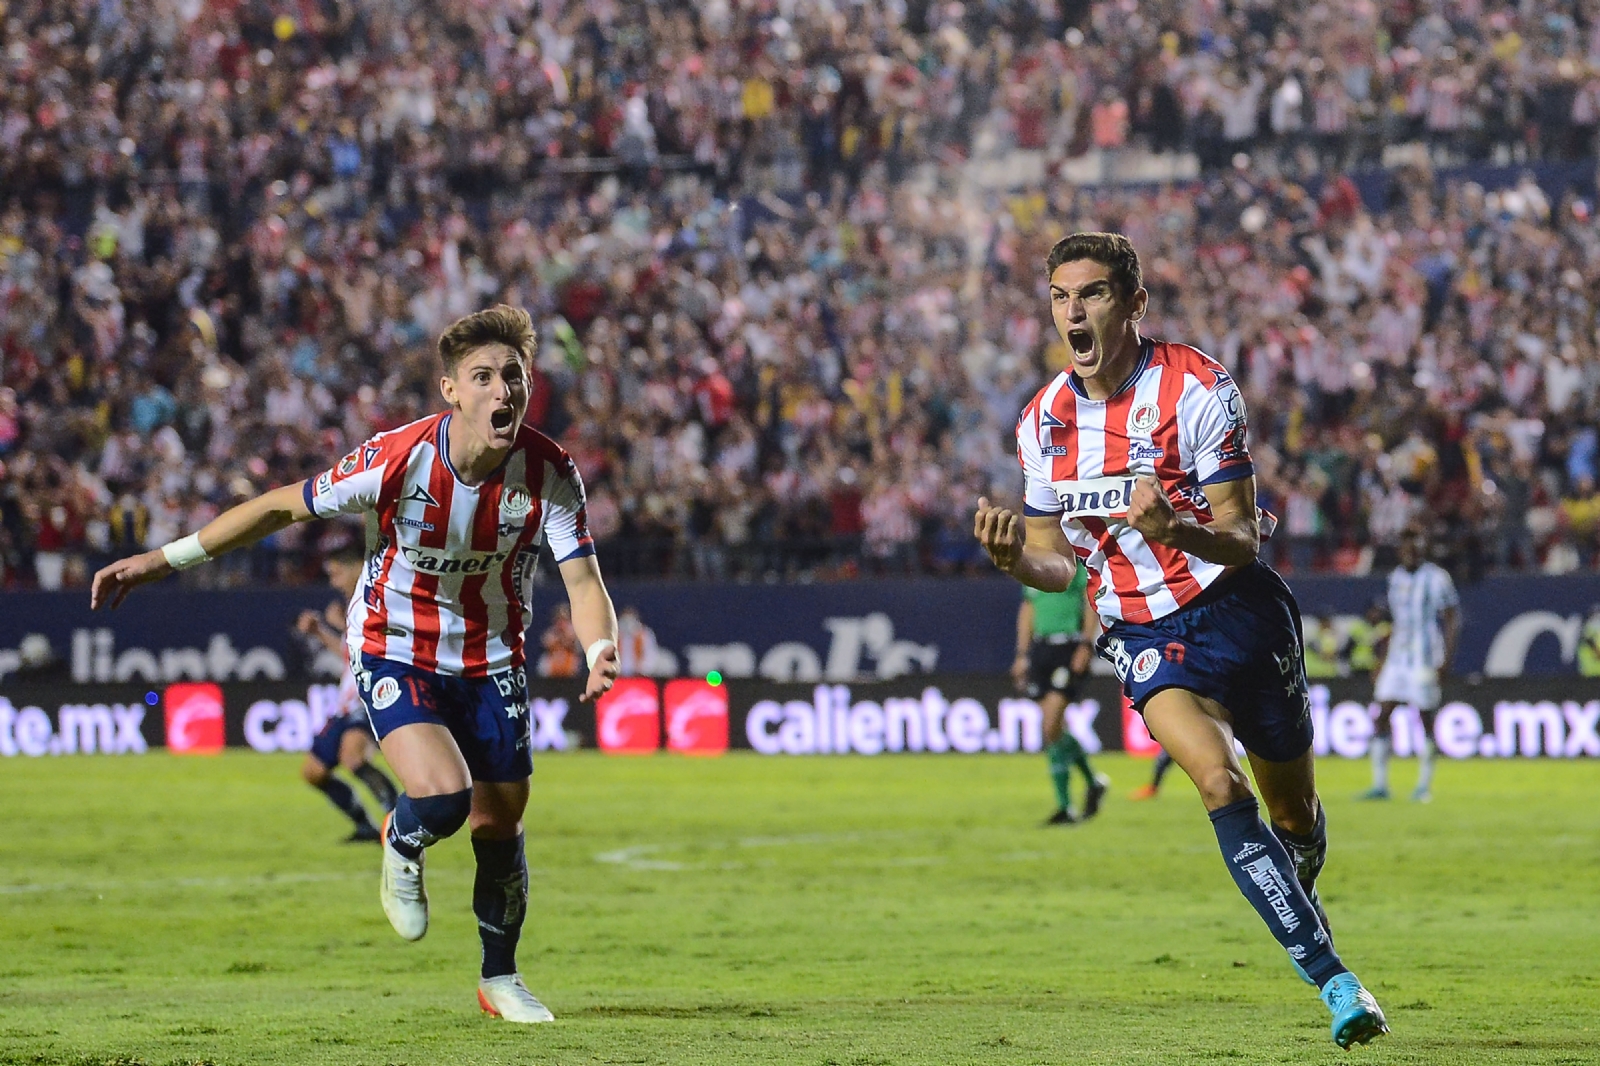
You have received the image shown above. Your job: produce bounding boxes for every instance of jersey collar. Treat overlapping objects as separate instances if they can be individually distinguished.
[437,413,513,487]
[1066,337,1153,402]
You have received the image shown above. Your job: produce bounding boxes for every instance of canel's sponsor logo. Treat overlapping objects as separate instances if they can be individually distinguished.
[664,680,728,755]
[745,685,1099,757]
[398,546,512,575]
[165,683,225,754]
[1049,477,1139,520]
[595,679,660,754]
[0,698,148,757]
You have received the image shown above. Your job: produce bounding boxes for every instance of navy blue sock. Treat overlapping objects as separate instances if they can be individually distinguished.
[353,762,398,813]
[1151,750,1174,787]
[1271,803,1328,893]
[315,776,373,830]
[386,789,473,861]
[473,834,528,980]
[1209,797,1346,988]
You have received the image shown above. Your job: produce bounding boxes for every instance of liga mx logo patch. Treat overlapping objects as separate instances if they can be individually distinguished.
[1131,648,1160,682]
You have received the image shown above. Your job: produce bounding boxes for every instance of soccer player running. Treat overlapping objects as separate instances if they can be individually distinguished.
[974,233,1387,1048]
[1361,521,1460,803]
[295,541,398,842]
[91,306,620,1024]
[1013,571,1108,824]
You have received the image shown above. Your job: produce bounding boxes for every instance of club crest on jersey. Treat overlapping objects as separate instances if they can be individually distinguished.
[337,452,359,476]
[501,486,533,519]
[1131,648,1160,682]
[1129,402,1161,433]
[370,677,401,711]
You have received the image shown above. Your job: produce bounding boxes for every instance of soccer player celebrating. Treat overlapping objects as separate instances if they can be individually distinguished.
[974,233,1387,1048]
[294,541,398,842]
[1361,522,1460,803]
[91,305,620,1024]
[1012,571,1107,824]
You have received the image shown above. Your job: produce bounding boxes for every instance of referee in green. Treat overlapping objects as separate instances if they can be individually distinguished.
[1013,567,1107,824]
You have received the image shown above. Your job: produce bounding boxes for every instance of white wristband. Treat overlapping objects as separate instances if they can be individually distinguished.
[585,638,616,670]
[161,533,211,571]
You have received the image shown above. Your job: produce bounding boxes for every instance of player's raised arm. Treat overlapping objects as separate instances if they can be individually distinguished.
[974,496,1078,592]
[90,481,316,610]
[557,554,620,703]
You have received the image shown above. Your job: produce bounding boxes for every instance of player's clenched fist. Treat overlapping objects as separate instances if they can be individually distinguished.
[1126,475,1179,543]
[974,496,1023,574]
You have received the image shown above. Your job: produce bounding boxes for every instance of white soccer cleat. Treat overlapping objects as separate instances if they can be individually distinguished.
[379,813,428,941]
[478,974,556,1023]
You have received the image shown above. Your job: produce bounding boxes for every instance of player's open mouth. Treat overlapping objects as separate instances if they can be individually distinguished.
[1068,328,1095,360]
[490,408,516,433]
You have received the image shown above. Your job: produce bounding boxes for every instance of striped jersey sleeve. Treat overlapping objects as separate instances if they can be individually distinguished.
[541,450,595,562]
[1017,392,1064,516]
[1178,367,1253,486]
[304,437,389,518]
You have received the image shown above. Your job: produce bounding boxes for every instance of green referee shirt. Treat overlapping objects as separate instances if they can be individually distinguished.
[1023,567,1089,639]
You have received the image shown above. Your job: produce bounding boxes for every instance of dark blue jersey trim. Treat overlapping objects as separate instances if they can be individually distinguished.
[555,543,597,563]
[1024,503,1066,517]
[302,478,320,516]
[1198,463,1255,486]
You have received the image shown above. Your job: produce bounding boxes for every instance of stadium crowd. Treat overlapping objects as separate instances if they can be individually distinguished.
[2,0,1600,588]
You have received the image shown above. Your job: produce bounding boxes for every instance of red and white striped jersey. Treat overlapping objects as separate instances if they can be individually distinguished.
[1018,339,1270,627]
[303,412,594,677]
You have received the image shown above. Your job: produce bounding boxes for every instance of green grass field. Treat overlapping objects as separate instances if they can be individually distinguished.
[2,751,1596,1065]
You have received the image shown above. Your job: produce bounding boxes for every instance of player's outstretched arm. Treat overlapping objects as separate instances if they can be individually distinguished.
[90,482,315,610]
[558,554,620,703]
[1127,474,1260,568]
[974,497,1078,592]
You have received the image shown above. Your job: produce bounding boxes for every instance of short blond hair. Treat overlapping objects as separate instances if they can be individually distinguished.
[437,305,538,375]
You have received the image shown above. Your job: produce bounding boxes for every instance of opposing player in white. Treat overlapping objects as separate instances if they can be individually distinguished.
[1362,522,1460,802]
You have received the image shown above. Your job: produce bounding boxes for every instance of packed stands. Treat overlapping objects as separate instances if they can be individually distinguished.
[2,0,1598,587]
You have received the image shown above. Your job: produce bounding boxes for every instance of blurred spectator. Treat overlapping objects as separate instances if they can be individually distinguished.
[2,0,1599,591]
[536,605,581,680]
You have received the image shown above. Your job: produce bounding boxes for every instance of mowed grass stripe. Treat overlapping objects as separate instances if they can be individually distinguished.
[0,751,1596,1065]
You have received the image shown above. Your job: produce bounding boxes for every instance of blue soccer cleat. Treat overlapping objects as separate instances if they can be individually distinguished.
[1320,972,1389,1049]
[1356,786,1390,801]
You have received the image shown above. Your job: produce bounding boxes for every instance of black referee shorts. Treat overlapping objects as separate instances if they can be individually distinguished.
[1026,637,1086,700]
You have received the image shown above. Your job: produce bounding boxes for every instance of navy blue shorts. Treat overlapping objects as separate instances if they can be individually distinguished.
[1096,561,1314,763]
[309,710,370,768]
[356,654,532,782]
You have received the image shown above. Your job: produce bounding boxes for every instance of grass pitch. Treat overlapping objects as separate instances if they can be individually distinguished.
[1,751,1596,1066]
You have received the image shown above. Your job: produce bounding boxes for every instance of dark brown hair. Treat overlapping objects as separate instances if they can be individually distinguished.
[1044,232,1143,299]
[437,305,538,374]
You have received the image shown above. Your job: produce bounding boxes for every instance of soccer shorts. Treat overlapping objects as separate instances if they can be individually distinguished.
[1096,560,1314,763]
[1026,637,1086,700]
[309,709,370,768]
[356,654,532,782]
[1373,661,1442,711]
